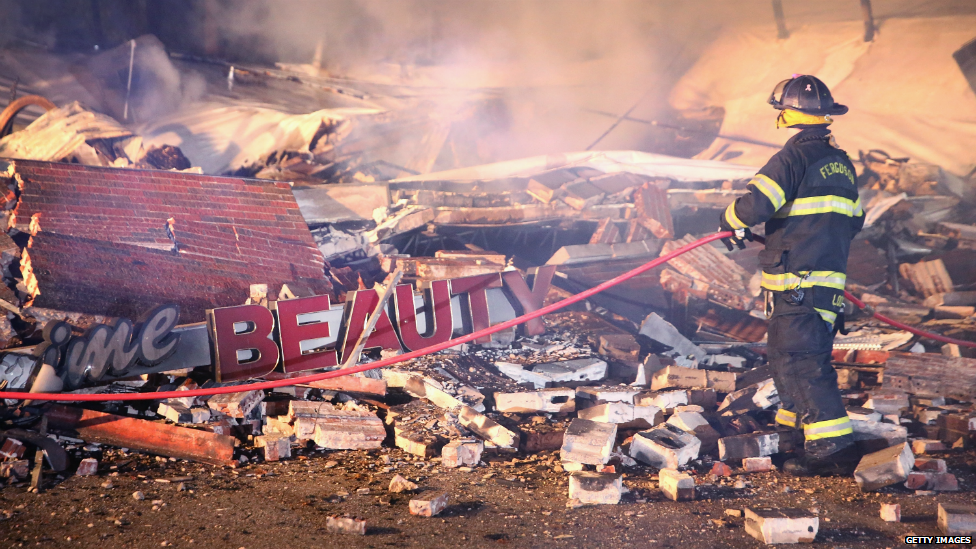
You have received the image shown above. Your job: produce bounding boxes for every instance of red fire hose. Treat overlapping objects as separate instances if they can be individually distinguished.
[2,231,973,402]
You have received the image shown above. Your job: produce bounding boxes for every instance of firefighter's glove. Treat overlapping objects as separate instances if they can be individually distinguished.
[719,226,753,251]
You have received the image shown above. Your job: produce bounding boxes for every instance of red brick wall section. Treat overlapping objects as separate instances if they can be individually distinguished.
[10,160,330,321]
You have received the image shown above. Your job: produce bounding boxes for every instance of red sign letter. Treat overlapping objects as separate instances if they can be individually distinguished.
[394,280,453,351]
[208,305,280,382]
[450,273,502,344]
[502,266,555,336]
[275,295,338,373]
[340,289,403,363]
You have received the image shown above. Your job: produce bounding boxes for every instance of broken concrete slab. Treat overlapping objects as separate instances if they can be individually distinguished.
[457,406,519,449]
[630,423,701,469]
[744,508,819,544]
[854,442,915,491]
[494,388,575,414]
[568,471,622,505]
[494,358,608,389]
[311,409,387,450]
[575,386,641,406]
[292,182,390,224]
[639,313,707,364]
[560,418,617,466]
[207,390,264,419]
[658,468,695,501]
[389,474,418,493]
[851,419,908,452]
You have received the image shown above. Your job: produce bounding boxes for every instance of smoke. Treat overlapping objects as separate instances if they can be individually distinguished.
[204,0,694,165]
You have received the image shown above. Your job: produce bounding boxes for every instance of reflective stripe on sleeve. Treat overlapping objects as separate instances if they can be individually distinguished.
[749,174,787,211]
[724,203,748,230]
[814,307,838,326]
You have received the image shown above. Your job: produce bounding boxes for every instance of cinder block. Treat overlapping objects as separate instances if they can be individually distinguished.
[568,471,622,505]
[560,419,617,466]
[744,508,819,544]
[577,402,662,428]
[630,423,701,469]
[718,432,780,461]
[854,442,915,491]
[76,457,98,476]
[743,457,773,473]
[658,468,695,501]
[494,388,575,413]
[938,503,976,535]
[851,419,908,452]
[666,411,720,454]
[409,493,449,517]
[441,439,483,468]
[311,409,387,450]
[880,503,901,522]
[326,515,366,535]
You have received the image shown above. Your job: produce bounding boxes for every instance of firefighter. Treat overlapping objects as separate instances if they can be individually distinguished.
[718,75,864,475]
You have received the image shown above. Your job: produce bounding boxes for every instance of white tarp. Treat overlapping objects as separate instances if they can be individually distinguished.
[137,102,382,174]
[670,16,976,176]
[394,150,759,183]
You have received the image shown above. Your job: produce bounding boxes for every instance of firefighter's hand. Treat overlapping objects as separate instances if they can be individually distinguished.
[719,227,753,251]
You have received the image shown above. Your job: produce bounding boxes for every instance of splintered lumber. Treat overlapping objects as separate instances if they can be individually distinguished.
[45,405,237,466]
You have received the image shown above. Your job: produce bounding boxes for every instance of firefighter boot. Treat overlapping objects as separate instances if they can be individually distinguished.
[783,435,860,477]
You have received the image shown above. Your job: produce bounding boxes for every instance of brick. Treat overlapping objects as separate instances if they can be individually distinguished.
[880,503,901,522]
[441,439,483,468]
[904,472,959,491]
[718,432,780,461]
[326,515,366,535]
[0,438,26,460]
[938,503,976,535]
[854,442,915,491]
[568,471,622,505]
[630,423,701,469]
[658,468,695,501]
[560,419,617,466]
[710,462,733,477]
[494,388,576,414]
[914,457,947,473]
[743,457,773,473]
[312,410,386,450]
[255,435,292,462]
[409,493,449,517]
[76,458,98,476]
[745,508,819,544]
[911,439,947,454]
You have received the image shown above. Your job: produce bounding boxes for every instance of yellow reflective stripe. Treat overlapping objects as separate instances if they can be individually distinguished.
[804,416,851,433]
[815,308,838,325]
[775,409,797,427]
[804,426,854,440]
[750,174,787,210]
[772,195,861,218]
[853,198,864,217]
[724,203,748,230]
[761,271,847,291]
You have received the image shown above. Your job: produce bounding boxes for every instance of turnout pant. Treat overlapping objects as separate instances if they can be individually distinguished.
[767,291,854,455]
